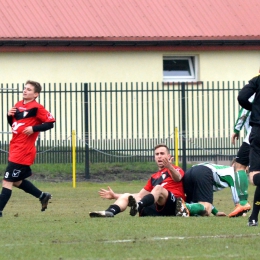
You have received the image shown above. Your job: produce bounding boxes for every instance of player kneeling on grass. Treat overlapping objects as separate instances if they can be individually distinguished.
[183,162,250,217]
[89,144,206,218]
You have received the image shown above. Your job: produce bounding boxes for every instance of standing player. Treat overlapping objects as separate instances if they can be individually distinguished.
[228,95,255,217]
[0,80,56,217]
[238,73,260,226]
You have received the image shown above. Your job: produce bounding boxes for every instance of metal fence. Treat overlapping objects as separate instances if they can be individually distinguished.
[0,81,246,168]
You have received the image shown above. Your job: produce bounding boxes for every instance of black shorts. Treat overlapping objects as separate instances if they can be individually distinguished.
[236,142,250,166]
[4,161,32,182]
[249,125,260,172]
[183,165,213,204]
[139,191,177,217]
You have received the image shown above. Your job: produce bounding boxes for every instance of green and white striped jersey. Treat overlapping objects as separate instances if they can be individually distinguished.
[195,162,239,205]
[233,94,254,144]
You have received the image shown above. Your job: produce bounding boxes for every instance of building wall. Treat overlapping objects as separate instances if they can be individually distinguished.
[0,50,259,84]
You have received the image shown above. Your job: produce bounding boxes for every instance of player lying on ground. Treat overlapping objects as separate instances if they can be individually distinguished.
[95,185,219,217]
[89,144,206,218]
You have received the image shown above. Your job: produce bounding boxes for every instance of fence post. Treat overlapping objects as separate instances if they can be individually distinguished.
[84,83,90,179]
[181,82,187,171]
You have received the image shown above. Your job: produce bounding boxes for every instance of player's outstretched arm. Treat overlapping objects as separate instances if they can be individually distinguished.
[99,186,121,200]
[163,156,182,181]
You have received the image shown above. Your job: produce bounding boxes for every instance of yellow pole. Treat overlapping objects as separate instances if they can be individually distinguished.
[72,130,76,188]
[174,127,179,166]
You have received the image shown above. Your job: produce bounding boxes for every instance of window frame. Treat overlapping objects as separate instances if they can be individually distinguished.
[163,56,198,82]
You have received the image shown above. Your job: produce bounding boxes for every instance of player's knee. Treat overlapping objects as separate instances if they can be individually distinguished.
[198,202,212,216]
[153,185,163,192]
[253,173,260,186]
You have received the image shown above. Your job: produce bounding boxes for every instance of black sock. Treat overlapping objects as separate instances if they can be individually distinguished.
[18,180,42,198]
[106,204,121,215]
[0,187,12,211]
[139,194,155,209]
[249,186,260,222]
[253,173,260,186]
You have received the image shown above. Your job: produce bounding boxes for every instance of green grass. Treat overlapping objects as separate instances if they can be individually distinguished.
[0,181,259,260]
[0,162,157,175]
[0,162,194,180]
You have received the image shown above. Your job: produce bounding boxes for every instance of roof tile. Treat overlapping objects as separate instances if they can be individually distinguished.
[0,0,260,40]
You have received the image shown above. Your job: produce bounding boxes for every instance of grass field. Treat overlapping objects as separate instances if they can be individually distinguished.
[0,180,259,260]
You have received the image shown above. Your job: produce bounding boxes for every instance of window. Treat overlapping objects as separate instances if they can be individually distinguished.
[163,56,197,82]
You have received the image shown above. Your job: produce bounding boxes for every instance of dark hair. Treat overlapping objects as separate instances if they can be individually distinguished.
[154,144,170,153]
[25,80,42,93]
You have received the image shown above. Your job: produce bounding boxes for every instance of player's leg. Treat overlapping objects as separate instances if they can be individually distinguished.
[234,142,250,204]
[0,179,13,217]
[137,190,191,217]
[228,142,251,217]
[184,165,214,216]
[184,202,207,216]
[128,185,168,216]
[182,168,208,216]
[138,191,177,217]
[89,193,131,217]
[247,126,260,226]
[139,204,160,217]
[11,163,52,212]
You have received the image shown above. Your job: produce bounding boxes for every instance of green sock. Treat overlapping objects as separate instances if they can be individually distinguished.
[234,170,249,202]
[186,203,205,216]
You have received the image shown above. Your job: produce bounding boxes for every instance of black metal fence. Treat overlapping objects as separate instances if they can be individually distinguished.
[0,81,246,168]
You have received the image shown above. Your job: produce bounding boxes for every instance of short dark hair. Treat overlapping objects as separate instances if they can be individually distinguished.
[25,80,42,93]
[154,144,170,153]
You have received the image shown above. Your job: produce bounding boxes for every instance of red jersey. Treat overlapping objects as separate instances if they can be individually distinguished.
[9,100,55,165]
[143,165,186,200]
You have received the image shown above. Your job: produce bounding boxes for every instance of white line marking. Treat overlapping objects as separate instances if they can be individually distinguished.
[104,233,260,243]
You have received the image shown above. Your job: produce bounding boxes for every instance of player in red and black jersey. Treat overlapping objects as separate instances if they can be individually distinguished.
[0,80,55,217]
[89,144,205,218]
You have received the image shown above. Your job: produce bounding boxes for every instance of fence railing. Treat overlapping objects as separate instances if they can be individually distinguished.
[0,81,246,169]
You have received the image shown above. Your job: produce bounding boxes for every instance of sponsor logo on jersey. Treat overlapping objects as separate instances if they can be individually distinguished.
[12,169,21,177]
[47,112,54,120]
[12,122,25,134]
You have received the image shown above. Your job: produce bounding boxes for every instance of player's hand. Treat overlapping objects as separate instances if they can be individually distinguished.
[99,186,115,199]
[162,156,174,169]
[7,106,17,116]
[231,133,239,145]
[23,126,34,136]
[215,211,227,216]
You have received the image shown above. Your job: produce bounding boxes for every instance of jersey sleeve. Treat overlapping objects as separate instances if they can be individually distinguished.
[174,165,185,178]
[238,75,259,110]
[143,177,153,192]
[233,107,251,133]
[234,94,254,133]
[37,105,56,123]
